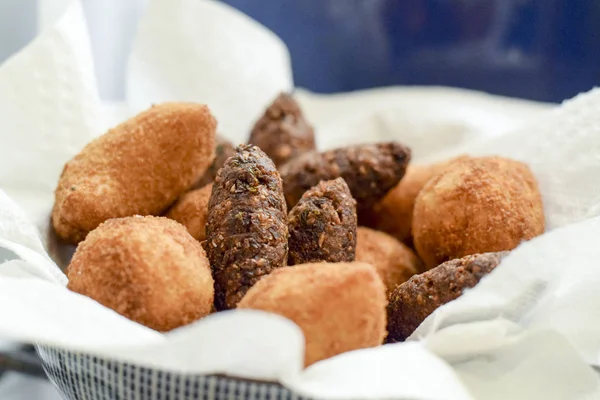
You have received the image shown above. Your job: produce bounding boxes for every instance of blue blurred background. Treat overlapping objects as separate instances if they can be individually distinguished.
[222,0,600,103]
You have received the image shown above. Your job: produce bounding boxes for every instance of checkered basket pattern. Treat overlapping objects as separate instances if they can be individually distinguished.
[36,345,315,400]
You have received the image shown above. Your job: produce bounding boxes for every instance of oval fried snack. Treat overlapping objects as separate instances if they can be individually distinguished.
[204,144,288,310]
[52,103,216,244]
[360,158,465,246]
[387,251,507,342]
[165,183,212,241]
[355,227,421,294]
[238,262,387,366]
[413,156,545,269]
[248,92,315,167]
[279,142,411,211]
[193,135,235,189]
[288,178,357,265]
[67,216,214,332]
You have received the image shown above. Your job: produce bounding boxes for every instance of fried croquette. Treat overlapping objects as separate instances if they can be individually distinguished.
[387,251,507,342]
[355,227,421,294]
[280,142,411,211]
[360,160,459,246]
[165,184,212,241]
[53,103,217,244]
[67,216,214,332]
[248,92,316,167]
[237,262,387,366]
[413,156,544,269]
[288,178,357,265]
[204,145,288,310]
[193,135,235,189]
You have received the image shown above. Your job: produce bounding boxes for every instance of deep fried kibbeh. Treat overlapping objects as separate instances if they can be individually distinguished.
[248,92,316,167]
[387,251,507,342]
[280,142,411,211]
[355,227,421,294]
[237,262,387,366]
[413,156,544,269]
[67,216,214,332]
[52,103,216,244]
[288,178,357,265]
[204,144,288,310]
[193,135,235,189]
[361,158,465,245]
[165,183,212,241]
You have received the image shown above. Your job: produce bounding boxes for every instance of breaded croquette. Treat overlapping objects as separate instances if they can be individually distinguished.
[361,160,462,246]
[280,142,411,211]
[67,216,214,332]
[165,183,212,241]
[52,103,216,244]
[204,145,288,310]
[413,156,544,269]
[248,92,316,167]
[288,178,357,265]
[387,251,507,342]
[355,227,421,293]
[237,262,387,366]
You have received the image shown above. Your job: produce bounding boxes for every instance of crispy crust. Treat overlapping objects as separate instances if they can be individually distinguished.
[248,92,315,167]
[280,142,411,211]
[237,262,387,366]
[67,216,214,332]
[165,183,213,241]
[204,144,288,310]
[52,103,216,244]
[386,251,507,342]
[355,227,421,294]
[413,156,545,269]
[288,178,357,265]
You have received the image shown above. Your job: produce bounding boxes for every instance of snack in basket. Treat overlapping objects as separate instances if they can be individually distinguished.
[248,92,316,167]
[165,183,212,241]
[279,142,411,211]
[67,216,214,332]
[52,102,217,244]
[360,158,465,246]
[288,178,357,265]
[238,262,387,366]
[387,251,507,342]
[413,156,545,269]
[355,227,421,293]
[193,134,236,189]
[204,144,288,310]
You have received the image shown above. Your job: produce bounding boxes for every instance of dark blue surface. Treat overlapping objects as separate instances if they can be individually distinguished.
[221,0,600,103]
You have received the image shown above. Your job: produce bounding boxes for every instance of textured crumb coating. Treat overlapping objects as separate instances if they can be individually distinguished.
[238,261,387,366]
[67,216,214,332]
[165,183,213,241]
[288,178,357,265]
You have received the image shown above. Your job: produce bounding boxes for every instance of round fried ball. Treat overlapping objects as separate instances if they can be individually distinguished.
[413,156,544,269]
[237,262,387,366]
[67,216,214,332]
[387,251,507,342]
[165,183,212,241]
[355,227,421,293]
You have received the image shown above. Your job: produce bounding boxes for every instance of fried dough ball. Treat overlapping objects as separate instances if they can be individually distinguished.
[53,103,216,244]
[67,216,214,332]
[387,251,507,342]
[238,262,387,366]
[361,159,462,245]
[165,183,212,241]
[355,227,421,294]
[413,156,544,269]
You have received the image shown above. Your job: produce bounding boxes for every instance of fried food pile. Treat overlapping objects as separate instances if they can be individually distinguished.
[56,92,545,366]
